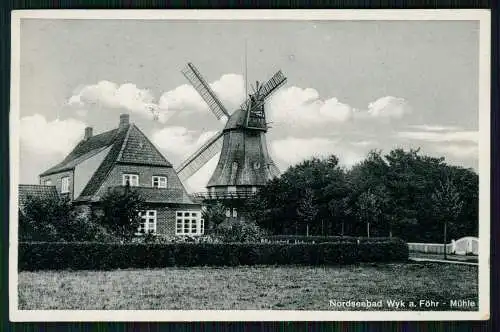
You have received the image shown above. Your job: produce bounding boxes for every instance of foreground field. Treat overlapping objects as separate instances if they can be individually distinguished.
[18,263,478,310]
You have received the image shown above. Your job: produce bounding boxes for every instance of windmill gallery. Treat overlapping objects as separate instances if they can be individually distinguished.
[18,62,288,237]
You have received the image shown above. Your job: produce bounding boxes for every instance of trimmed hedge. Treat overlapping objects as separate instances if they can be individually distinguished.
[18,240,408,271]
[262,235,394,243]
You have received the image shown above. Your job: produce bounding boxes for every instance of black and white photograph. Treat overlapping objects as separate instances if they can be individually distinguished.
[9,10,490,321]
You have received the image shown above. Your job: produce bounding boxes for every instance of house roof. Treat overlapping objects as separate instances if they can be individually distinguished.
[39,118,196,205]
[133,187,197,204]
[40,128,121,176]
[18,185,59,212]
[76,124,173,200]
[40,124,173,178]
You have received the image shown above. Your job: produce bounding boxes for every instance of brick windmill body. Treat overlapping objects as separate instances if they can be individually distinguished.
[175,63,287,218]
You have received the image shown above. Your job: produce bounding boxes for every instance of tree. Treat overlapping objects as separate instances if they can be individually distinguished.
[20,194,112,242]
[431,173,464,259]
[215,219,267,243]
[355,189,384,237]
[202,202,227,233]
[19,194,63,241]
[97,185,146,241]
[296,188,318,236]
[327,196,350,236]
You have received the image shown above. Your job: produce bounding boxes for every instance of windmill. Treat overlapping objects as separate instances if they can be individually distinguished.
[175,62,286,205]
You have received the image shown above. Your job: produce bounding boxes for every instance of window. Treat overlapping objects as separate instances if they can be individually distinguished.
[44,180,52,186]
[232,208,238,218]
[137,210,157,235]
[228,186,237,193]
[176,210,203,236]
[152,176,167,188]
[123,174,139,186]
[61,176,70,193]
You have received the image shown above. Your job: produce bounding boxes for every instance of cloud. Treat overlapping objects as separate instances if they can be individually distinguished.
[397,130,478,143]
[20,114,86,155]
[433,144,478,159]
[267,88,410,127]
[271,137,364,168]
[185,155,219,192]
[367,96,411,118]
[268,87,353,125]
[350,140,375,147]
[158,74,245,115]
[407,124,462,132]
[69,80,155,112]
[69,74,245,123]
[151,126,219,162]
[152,126,222,192]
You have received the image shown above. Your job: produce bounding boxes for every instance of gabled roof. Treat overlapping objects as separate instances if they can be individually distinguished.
[118,125,172,166]
[76,124,173,200]
[77,125,131,199]
[40,128,121,176]
[18,185,59,212]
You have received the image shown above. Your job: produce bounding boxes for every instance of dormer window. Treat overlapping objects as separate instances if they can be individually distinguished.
[152,176,167,188]
[61,176,70,193]
[123,174,139,186]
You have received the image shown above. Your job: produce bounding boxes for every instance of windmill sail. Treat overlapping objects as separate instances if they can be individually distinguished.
[268,160,281,179]
[239,70,287,111]
[259,70,287,99]
[175,131,224,182]
[182,63,230,120]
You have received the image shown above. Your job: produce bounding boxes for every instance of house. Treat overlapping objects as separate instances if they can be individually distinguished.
[34,114,203,237]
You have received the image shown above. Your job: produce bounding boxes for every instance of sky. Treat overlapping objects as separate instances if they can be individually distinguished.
[17,18,481,192]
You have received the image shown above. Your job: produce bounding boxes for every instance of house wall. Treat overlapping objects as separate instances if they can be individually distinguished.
[74,146,112,199]
[39,170,74,200]
[81,203,202,236]
[94,164,190,199]
[154,203,202,236]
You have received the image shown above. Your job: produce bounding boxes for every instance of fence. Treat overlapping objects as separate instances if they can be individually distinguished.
[408,236,478,255]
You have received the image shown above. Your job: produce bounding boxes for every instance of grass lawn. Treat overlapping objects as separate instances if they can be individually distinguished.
[18,262,478,311]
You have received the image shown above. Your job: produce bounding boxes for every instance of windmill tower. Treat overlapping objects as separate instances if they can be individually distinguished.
[175,63,286,215]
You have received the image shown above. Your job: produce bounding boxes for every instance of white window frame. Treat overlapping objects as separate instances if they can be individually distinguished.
[137,210,157,235]
[61,176,70,193]
[122,174,139,186]
[175,210,203,236]
[152,176,167,188]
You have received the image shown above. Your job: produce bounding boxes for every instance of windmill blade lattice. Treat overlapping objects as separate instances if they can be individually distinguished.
[182,63,230,120]
[268,160,281,179]
[175,131,224,182]
[259,70,287,99]
[239,70,287,111]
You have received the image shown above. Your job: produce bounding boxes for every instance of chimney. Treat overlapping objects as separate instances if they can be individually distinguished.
[84,127,93,140]
[119,114,130,129]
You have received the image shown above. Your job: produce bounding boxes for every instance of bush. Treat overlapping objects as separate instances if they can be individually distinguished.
[358,238,408,262]
[18,239,408,271]
[262,235,393,244]
[215,220,268,243]
[20,195,114,242]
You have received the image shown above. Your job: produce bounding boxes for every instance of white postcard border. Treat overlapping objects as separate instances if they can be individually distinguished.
[9,9,491,322]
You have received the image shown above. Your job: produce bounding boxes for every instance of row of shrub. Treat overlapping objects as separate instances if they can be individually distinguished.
[18,239,408,271]
[262,235,394,243]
